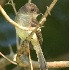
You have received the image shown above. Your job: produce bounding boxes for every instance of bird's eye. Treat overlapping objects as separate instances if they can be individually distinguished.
[31,9,34,12]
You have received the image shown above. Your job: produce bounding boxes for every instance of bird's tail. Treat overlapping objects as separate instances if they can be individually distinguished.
[31,33,48,70]
[34,45,48,70]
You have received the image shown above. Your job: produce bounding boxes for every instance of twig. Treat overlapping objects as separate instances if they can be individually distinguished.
[6,0,17,14]
[0,5,35,31]
[0,57,11,69]
[0,52,17,65]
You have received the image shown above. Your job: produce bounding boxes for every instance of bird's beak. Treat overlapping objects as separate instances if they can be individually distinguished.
[37,11,43,16]
[37,11,41,14]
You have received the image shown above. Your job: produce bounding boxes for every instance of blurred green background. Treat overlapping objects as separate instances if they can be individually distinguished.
[0,0,69,70]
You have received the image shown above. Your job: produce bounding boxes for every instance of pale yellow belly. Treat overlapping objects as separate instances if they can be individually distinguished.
[16,27,31,41]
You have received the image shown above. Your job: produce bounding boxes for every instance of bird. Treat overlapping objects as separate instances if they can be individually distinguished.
[14,3,48,70]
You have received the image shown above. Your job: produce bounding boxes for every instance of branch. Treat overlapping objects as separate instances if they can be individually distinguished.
[13,61,69,70]
[47,61,69,68]
[0,52,17,65]
[0,53,16,69]
[5,0,17,14]
[0,52,69,69]
[0,53,69,69]
[32,61,69,68]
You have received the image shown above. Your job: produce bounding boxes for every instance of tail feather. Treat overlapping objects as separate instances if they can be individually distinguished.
[36,47,48,70]
[37,52,47,70]
[31,33,48,70]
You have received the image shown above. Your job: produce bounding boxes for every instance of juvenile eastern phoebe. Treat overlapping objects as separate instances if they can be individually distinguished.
[14,3,48,70]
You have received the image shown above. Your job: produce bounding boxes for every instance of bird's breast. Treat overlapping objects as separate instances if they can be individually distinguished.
[14,14,32,27]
